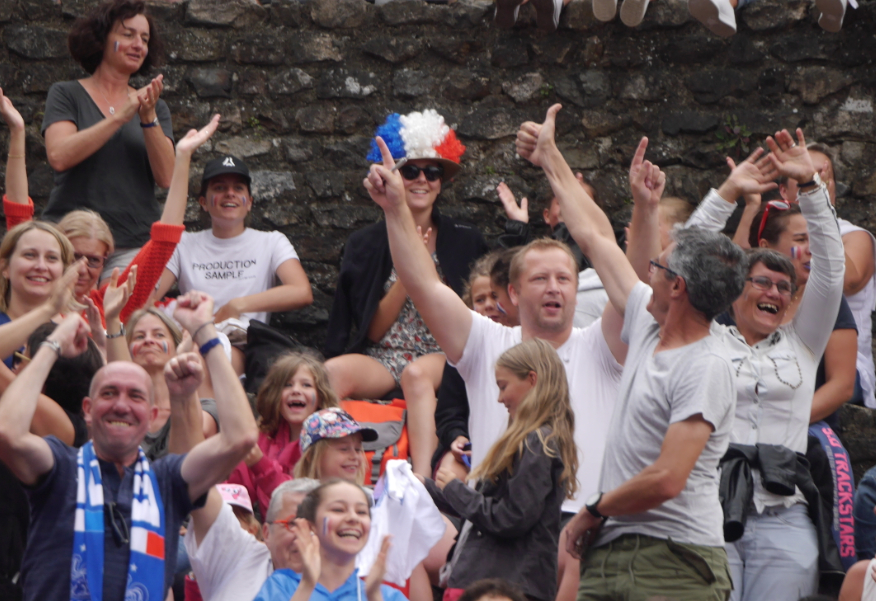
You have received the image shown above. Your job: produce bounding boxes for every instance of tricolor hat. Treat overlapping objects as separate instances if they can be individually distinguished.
[366,109,466,179]
[299,408,378,453]
[217,483,254,514]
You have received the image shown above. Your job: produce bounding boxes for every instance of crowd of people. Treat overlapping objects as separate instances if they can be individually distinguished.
[0,1,874,601]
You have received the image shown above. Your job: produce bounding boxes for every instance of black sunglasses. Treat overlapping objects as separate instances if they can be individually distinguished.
[106,501,129,545]
[399,164,444,182]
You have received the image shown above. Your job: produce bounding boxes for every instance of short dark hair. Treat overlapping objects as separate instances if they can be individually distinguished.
[490,248,517,291]
[458,580,528,601]
[68,0,164,76]
[667,227,748,321]
[748,203,802,248]
[26,323,104,417]
[296,479,371,523]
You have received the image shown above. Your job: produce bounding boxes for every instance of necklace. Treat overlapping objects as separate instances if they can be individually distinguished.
[94,80,116,115]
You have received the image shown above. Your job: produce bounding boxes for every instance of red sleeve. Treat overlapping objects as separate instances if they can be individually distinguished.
[226,460,258,510]
[3,195,34,229]
[249,455,294,514]
[102,222,184,324]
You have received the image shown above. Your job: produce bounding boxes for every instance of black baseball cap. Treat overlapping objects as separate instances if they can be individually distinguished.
[201,155,251,190]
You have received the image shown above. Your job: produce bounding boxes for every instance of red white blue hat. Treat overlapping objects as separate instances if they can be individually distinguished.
[366,109,466,179]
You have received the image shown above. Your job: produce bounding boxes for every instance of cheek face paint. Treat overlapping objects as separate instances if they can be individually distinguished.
[496,301,508,315]
[131,341,144,356]
[114,41,119,52]
[791,246,800,260]
[161,341,168,354]
[322,517,328,537]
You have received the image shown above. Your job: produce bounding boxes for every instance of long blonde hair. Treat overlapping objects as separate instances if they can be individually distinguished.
[0,221,75,312]
[470,338,579,497]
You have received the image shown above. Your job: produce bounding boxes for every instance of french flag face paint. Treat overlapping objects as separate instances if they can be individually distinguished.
[791,246,801,260]
[114,40,119,53]
[323,516,328,537]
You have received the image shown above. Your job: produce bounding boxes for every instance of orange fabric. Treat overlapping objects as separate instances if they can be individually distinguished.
[340,398,409,486]
[3,195,35,229]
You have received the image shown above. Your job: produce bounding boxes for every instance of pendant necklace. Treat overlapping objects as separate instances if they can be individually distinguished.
[95,81,115,115]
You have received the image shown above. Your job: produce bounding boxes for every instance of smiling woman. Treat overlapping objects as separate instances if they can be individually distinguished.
[42,0,174,277]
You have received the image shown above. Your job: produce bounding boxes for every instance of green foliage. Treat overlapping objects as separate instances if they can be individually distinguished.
[540,83,554,98]
[716,115,751,159]
[484,165,497,175]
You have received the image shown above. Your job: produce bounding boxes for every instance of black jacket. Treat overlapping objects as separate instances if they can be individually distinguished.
[430,363,470,471]
[324,207,488,358]
[719,443,844,579]
[425,428,564,601]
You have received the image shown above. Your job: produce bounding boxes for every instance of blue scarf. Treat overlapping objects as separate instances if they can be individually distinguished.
[71,441,166,601]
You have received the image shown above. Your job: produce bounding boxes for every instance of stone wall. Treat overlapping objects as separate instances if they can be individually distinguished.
[1,0,875,347]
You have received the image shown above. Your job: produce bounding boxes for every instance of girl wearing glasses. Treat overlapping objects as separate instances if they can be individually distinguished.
[324,110,488,478]
[687,129,845,601]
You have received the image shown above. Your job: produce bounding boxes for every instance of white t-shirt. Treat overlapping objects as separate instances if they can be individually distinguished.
[574,268,609,328]
[184,501,273,601]
[166,228,300,325]
[452,311,623,513]
[597,282,736,548]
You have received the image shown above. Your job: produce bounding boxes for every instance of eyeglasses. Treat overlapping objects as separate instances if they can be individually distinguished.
[12,351,29,369]
[399,164,444,182]
[649,259,678,278]
[756,201,791,244]
[74,252,106,270]
[747,276,794,297]
[106,501,130,545]
[270,517,297,532]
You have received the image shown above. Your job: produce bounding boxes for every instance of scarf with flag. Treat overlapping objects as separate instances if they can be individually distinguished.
[72,441,166,601]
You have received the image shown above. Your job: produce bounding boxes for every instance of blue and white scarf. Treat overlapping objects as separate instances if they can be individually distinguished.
[72,441,166,601]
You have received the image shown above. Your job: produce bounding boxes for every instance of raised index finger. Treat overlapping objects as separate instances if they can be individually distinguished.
[374,136,396,170]
[631,136,649,170]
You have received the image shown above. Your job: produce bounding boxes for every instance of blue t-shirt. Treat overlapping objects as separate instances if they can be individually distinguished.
[20,436,206,601]
[254,567,409,601]
[0,312,14,369]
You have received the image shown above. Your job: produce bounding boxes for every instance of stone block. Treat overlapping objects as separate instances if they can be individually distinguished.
[6,25,67,59]
[284,138,316,163]
[296,106,336,133]
[188,68,233,98]
[430,38,481,66]
[557,140,599,170]
[562,0,599,30]
[502,73,545,104]
[261,203,310,228]
[378,0,442,25]
[685,69,755,103]
[310,0,369,28]
[661,111,719,136]
[442,0,491,28]
[269,0,307,28]
[251,170,296,202]
[0,2,12,22]
[530,37,577,65]
[740,0,807,31]
[605,40,648,68]
[305,172,347,199]
[323,136,371,169]
[553,76,585,107]
[186,0,266,28]
[619,73,667,102]
[20,63,77,94]
[362,38,424,64]
[393,69,434,98]
[647,0,690,26]
[230,34,287,65]
[788,67,855,105]
[337,106,373,135]
[268,68,314,95]
[757,67,786,98]
[727,37,766,65]
[490,37,530,68]
[316,70,381,99]
[27,164,54,199]
[165,29,225,63]
[458,106,519,140]
[19,0,60,21]
[658,35,725,64]
[442,69,490,102]
[289,33,343,63]
[770,36,830,62]
[240,71,268,96]
[580,111,629,137]
[215,136,274,158]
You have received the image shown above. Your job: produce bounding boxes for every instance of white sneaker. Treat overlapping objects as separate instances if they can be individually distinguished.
[495,0,523,28]
[593,0,618,21]
[619,0,650,27]
[532,0,564,31]
[689,0,737,37]
[816,0,847,32]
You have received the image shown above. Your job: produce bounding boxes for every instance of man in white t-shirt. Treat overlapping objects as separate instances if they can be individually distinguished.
[155,155,313,372]
[184,479,319,601]
[517,105,748,600]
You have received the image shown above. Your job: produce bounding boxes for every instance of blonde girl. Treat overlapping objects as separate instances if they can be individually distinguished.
[423,338,577,601]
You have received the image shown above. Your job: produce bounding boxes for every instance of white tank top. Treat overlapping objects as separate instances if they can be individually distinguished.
[838,218,876,408]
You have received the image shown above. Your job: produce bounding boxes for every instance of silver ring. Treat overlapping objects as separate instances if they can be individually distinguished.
[790,143,797,148]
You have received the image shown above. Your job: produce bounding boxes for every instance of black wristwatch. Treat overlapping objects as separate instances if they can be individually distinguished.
[585,492,606,520]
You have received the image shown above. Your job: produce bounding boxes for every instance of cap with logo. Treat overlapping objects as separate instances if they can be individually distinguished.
[201,155,251,188]
[216,483,254,514]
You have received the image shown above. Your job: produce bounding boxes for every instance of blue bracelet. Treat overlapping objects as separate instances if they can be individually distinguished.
[199,337,222,357]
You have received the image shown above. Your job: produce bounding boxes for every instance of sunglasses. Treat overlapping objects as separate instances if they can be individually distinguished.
[399,164,444,182]
[747,276,794,297]
[756,201,791,244]
[74,252,106,270]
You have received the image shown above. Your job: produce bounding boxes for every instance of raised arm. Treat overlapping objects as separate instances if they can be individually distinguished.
[626,137,666,283]
[770,130,845,357]
[1,88,27,205]
[177,292,258,501]
[516,105,637,316]
[136,76,174,189]
[0,313,90,485]
[364,138,473,363]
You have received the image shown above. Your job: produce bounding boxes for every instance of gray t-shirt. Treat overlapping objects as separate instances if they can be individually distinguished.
[41,80,173,248]
[596,282,736,548]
